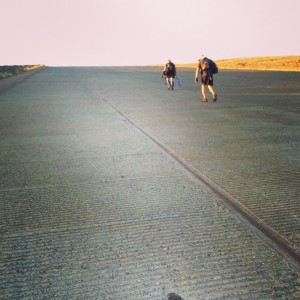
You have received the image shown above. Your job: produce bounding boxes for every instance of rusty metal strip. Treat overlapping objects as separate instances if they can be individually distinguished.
[97,93,300,265]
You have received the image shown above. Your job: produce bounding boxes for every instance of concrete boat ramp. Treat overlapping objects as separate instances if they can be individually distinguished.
[0,67,299,299]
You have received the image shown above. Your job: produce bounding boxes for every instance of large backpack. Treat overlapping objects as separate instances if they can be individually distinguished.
[209,59,218,74]
[201,57,218,74]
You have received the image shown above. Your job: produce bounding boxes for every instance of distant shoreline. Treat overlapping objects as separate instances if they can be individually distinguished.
[1,56,300,73]
[0,65,45,79]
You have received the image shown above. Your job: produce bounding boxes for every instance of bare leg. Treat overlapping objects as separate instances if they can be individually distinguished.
[166,77,174,90]
[201,84,207,102]
[208,85,217,101]
[170,77,174,90]
[166,77,171,89]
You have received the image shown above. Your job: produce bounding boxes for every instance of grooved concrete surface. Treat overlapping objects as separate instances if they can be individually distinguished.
[0,67,299,299]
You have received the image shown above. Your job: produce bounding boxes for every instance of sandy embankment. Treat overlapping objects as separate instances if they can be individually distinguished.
[174,56,300,72]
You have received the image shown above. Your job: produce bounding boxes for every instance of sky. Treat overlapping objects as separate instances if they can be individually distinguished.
[1,0,299,66]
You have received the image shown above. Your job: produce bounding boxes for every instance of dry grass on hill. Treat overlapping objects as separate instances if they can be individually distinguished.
[0,65,45,79]
[177,56,300,72]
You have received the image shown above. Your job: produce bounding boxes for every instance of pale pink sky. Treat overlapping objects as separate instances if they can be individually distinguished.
[1,0,299,66]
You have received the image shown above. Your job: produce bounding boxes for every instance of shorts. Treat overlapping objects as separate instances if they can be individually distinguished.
[201,70,213,86]
[166,71,175,78]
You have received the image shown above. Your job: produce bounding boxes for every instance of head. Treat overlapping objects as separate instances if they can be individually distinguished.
[167,293,184,300]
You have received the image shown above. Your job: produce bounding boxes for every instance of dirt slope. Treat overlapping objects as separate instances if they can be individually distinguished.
[177,56,300,72]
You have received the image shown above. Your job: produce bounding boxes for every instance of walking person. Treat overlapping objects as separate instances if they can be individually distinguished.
[162,59,177,90]
[195,56,218,102]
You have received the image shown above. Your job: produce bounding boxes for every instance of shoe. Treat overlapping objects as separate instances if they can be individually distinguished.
[201,98,207,102]
[213,93,217,102]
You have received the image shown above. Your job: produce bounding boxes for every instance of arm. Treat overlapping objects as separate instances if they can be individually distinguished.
[162,65,166,78]
[195,65,200,83]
